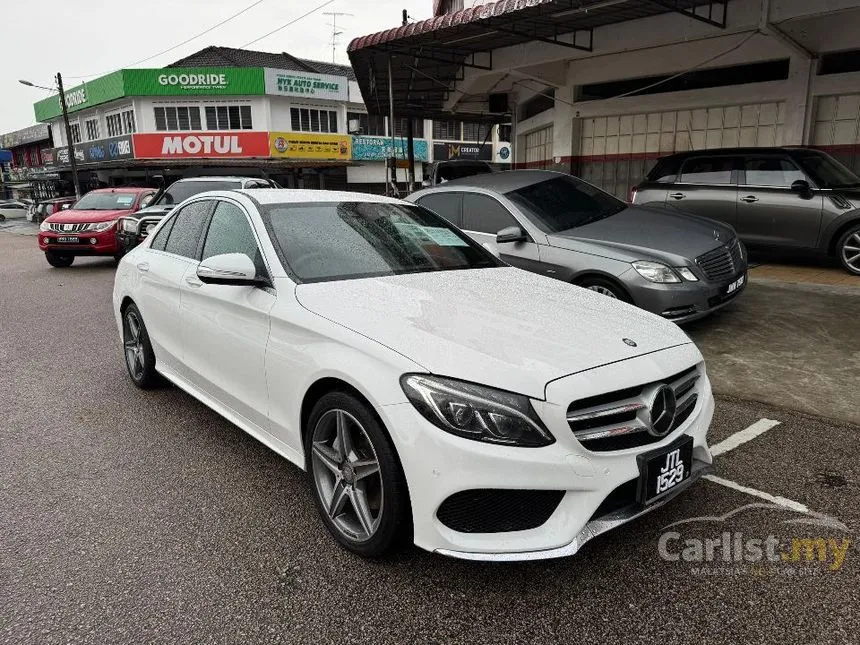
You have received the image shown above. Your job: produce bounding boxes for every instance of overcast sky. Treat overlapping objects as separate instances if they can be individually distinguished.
[1,0,431,134]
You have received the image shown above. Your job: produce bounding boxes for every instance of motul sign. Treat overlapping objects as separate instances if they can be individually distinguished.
[132,132,269,159]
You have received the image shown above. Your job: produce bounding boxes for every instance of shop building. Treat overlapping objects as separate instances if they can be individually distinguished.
[0,124,55,199]
[348,0,860,198]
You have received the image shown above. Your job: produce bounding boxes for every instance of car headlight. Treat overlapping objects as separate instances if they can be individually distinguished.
[39,221,51,231]
[675,267,699,282]
[120,219,138,233]
[632,260,681,283]
[400,374,554,447]
[91,220,118,232]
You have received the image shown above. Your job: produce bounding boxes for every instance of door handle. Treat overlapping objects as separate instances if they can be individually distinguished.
[669,192,686,200]
[740,195,759,203]
[185,276,203,288]
[136,261,149,272]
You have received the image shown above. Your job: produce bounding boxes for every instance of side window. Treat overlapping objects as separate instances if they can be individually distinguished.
[646,158,680,184]
[163,200,212,259]
[149,214,177,252]
[462,193,520,235]
[679,157,735,185]
[417,192,463,227]
[742,157,806,187]
[201,201,267,277]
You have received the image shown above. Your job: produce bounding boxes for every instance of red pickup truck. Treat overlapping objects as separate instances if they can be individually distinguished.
[38,187,155,268]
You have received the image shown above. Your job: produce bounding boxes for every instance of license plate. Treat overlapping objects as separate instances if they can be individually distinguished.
[637,436,694,504]
[725,273,746,295]
[57,236,80,243]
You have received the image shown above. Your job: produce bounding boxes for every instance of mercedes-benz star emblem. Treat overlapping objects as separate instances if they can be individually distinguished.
[648,385,677,437]
[623,338,637,347]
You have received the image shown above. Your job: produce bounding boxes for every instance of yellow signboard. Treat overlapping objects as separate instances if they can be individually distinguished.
[269,132,351,160]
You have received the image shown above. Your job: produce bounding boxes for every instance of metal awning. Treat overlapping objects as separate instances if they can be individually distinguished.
[348,0,727,119]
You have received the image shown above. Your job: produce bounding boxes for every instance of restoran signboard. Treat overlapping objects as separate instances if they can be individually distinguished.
[264,68,348,101]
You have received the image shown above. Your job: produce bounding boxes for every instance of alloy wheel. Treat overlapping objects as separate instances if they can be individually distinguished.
[842,232,860,273]
[311,409,384,543]
[587,285,618,299]
[123,310,146,380]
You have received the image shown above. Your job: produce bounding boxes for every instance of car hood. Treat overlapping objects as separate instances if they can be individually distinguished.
[133,204,175,218]
[46,208,131,224]
[548,206,735,263]
[294,267,692,399]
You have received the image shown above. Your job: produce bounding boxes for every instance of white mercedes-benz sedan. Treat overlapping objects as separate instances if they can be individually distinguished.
[113,189,714,560]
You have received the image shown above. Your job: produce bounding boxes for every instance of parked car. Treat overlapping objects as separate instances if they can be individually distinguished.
[423,159,494,187]
[113,188,714,559]
[408,170,748,324]
[0,199,32,221]
[116,176,279,253]
[632,147,860,276]
[38,188,156,267]
[30,196,77,223]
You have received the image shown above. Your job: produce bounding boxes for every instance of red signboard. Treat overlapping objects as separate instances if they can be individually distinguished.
[132,132,270,159]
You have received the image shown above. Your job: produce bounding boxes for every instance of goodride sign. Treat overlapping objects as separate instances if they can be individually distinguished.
[123,68,265,97]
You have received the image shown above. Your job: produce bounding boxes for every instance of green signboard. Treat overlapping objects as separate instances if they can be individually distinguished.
[33,71,126,122]
[34,67,267,122]
[122,67,265,97]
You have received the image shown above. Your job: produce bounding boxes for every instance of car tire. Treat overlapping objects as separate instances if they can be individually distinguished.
[577,276,630,302]
[837,224,860,276]
[121,303,159,389]
[306,391,411,558]
[113,252,124,266]
[45,251,74,268]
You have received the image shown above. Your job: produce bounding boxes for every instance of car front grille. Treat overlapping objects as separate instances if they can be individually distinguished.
[47,222,89,233]
[696,239,744,281]
[566,364,701,452]
[436,489,565,533]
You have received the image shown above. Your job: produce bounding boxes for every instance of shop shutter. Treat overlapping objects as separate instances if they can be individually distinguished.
[811,94,860,173]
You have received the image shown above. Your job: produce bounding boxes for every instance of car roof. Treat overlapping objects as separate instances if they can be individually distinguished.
[174,176,266,183]
[424,169,566,193]
[226,188,405,205]
[656,146,820,161]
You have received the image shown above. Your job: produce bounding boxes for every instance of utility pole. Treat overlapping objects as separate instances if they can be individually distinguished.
[323,11,353,63]
[55,72,81,200]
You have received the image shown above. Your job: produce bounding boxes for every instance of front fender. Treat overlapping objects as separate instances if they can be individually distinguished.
[820,208,860,253]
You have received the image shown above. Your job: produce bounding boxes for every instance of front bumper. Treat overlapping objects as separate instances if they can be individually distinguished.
[380,343,714,560]
[621,267,747,324]
[39,228,120,255]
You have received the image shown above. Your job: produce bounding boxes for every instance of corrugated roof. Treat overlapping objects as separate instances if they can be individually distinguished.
[169,46,356,80]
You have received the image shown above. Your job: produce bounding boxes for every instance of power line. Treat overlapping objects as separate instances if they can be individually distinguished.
[66,0,267,79]
[240,0,337,48]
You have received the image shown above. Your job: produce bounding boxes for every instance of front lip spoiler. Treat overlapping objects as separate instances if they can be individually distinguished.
[434,458,713,562]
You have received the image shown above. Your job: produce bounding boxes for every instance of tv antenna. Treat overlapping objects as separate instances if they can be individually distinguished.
[323,11,353,63]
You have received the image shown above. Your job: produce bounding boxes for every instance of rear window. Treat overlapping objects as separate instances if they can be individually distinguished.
[679,157,735,185]
[157,180,242,205]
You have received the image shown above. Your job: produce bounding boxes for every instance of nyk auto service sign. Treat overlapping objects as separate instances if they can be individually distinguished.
[132,132,270,159]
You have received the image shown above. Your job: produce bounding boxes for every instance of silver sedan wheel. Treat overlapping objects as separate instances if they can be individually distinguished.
[587,285,618,298]
[842,232,860,273]
[123,310,146,380]
[311,409,383,543]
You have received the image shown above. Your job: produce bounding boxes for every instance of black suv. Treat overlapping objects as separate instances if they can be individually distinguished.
[632,147,860,276]
[117,176,278,252]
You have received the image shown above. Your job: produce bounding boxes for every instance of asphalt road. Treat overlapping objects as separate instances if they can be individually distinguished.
[1,233,858,645]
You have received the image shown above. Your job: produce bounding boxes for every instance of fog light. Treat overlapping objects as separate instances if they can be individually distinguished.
[89,237,97,244]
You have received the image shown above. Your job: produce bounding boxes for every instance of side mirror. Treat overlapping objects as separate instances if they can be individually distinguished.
[482,242,501,259]
[197,253,258,286]
[791,179,812,197]
[496,225,528,244]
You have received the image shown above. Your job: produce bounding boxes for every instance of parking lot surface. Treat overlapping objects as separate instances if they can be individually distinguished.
[1,233,858,645]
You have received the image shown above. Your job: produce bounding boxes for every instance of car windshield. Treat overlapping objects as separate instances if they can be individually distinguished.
[156,180,241,205]
[72,192,138,211]
[793,150,860,188]
[263,201,501,283]
[505,175,628,234]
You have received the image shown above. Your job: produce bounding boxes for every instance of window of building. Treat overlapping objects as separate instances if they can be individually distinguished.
[521,90,554,120]
[462,122,491,142]
[433,120,460,140]
[524,126,553,169]
[347,111,385,135]
[392,117,425,138]
[498,124,512,142]
[154,106,202,131]
[106,108,136,137]
[84,118,100,141]
[205,105,253,130]
[68,122,82,144]
[290,107,338,133]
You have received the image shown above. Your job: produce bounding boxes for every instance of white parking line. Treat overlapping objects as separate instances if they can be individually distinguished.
[709,418,781,457]
[703,474,809,514]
